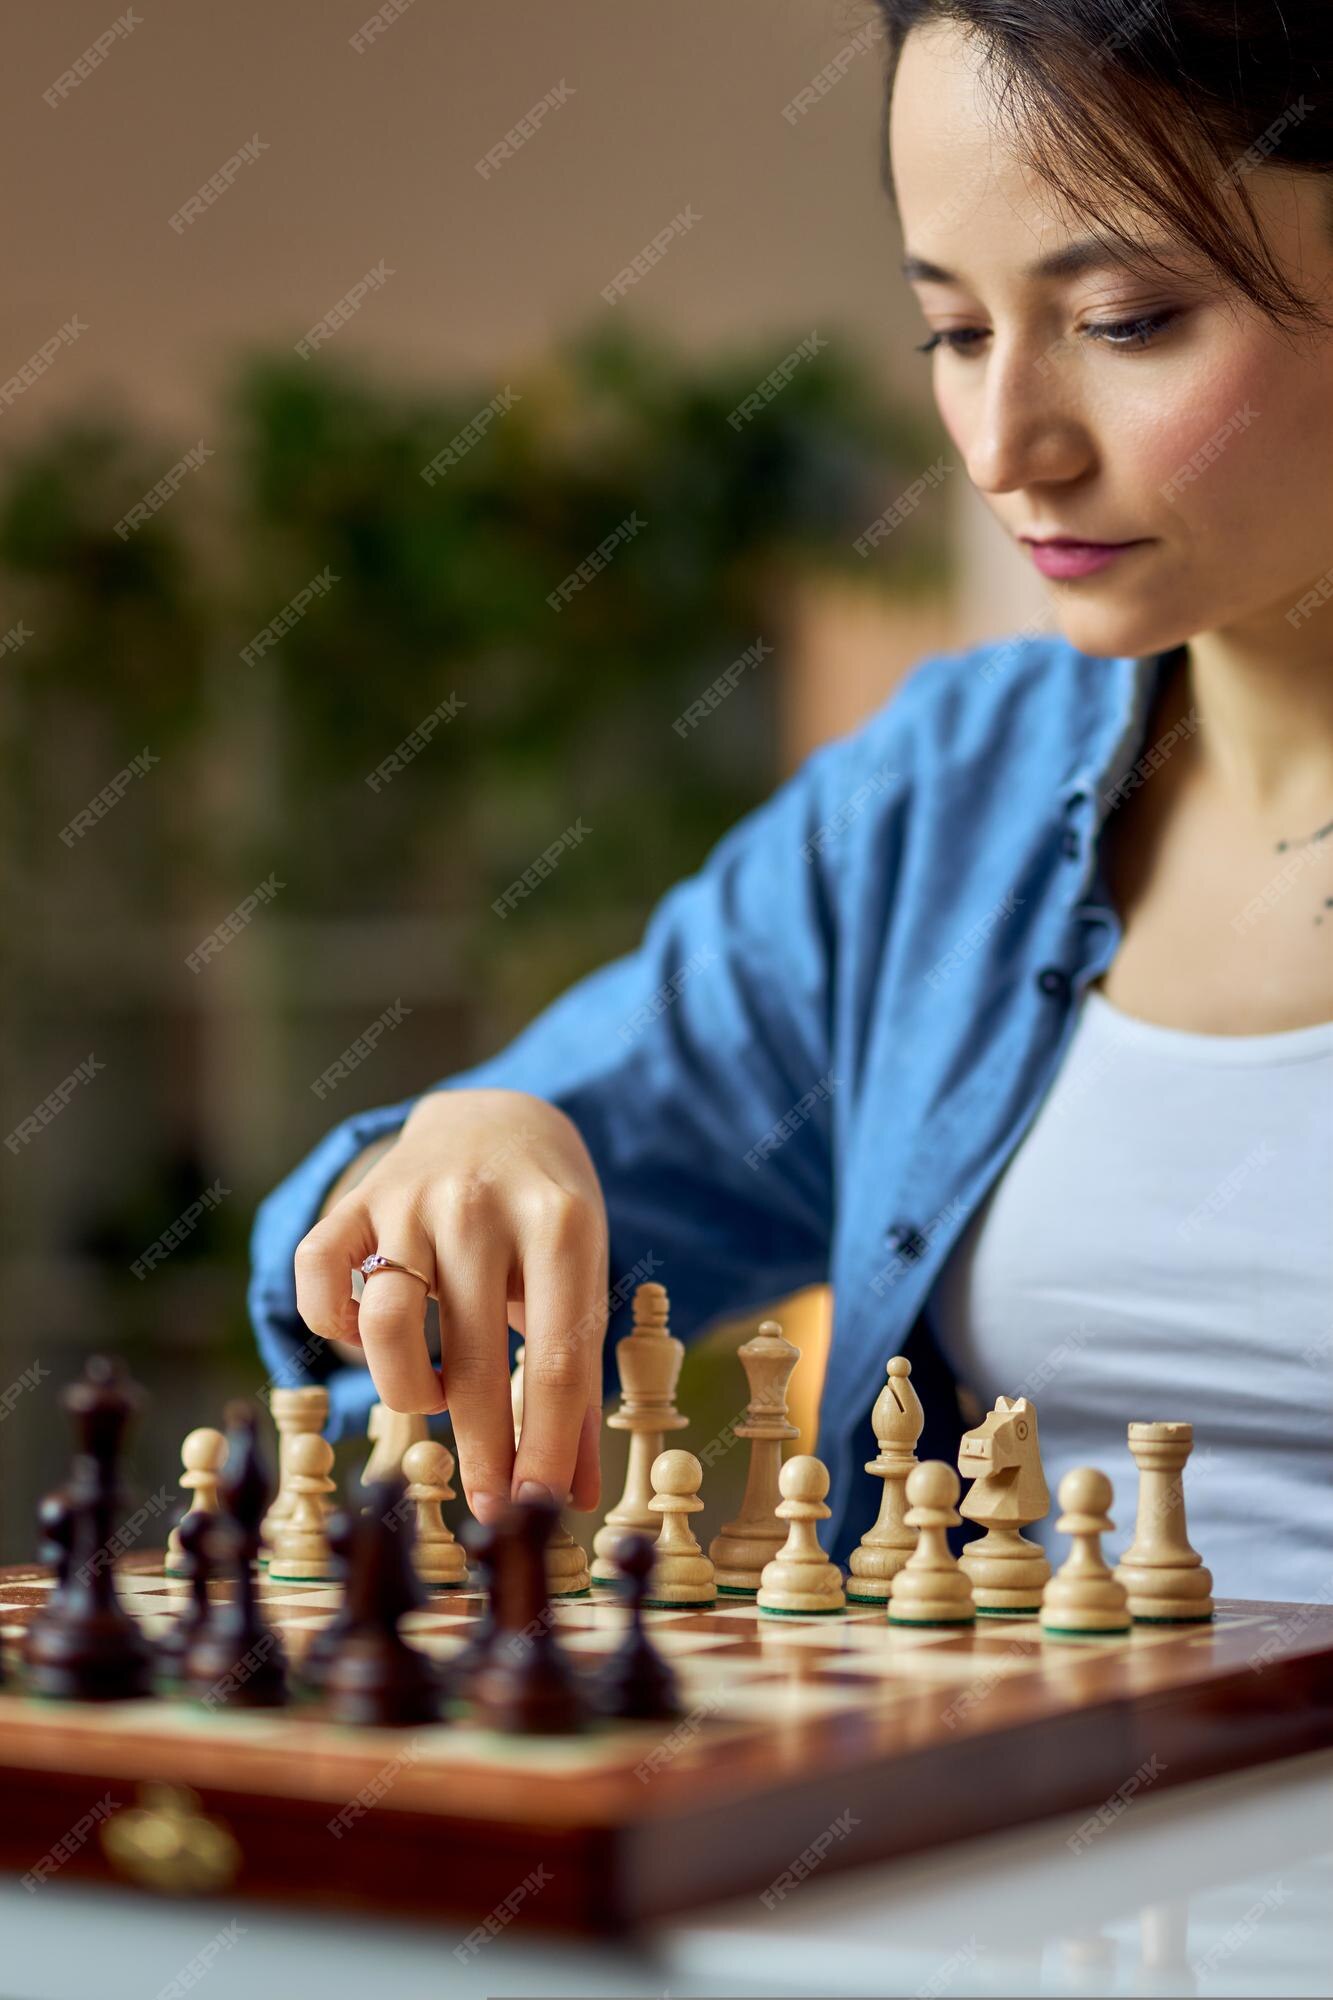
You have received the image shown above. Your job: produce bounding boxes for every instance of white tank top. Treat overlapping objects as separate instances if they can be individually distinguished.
[930,987,1333,1603]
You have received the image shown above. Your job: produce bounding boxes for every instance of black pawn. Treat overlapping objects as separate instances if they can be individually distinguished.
[323,1475,440,1727]
[21,1488,77,1676]
[591,1534,682,1722]
[156,1509,217,1683]
[469,1501,584,1736]
[184,1402,287,1709]
[452,1514,502,1698]
[24,1358,154,1702]
[299,1508,356,1693]
[37,1488,76,1591]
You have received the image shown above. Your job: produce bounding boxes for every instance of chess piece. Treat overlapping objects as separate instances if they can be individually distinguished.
[23,1358,154,1702]
[708,1319,800,1595]
[21,1489,78,1679]
[957,1394,1051,1614]
[1115,1422,1214,1622]
[261,1386,329,1559]
[402,1440,468,1588]
[453,1514,502,1698]
[184,1403,288,1708]
[511,1345,591,1595]
[267,1433,337,1582]
[298,1508,357,1692]
[888,1461,975,1626]
[591,1534,682,1722]
[846,1356,923,1603]
[757,1455,845,1616]
[591,1282,686,1585]
[166,1428,227,1575]
[544,1519,591,1596]
[322,1475,441,1727]
[361,1401,428,1490]
[157,1507,219,1681]
[643,1451,716,1607]
[469,1500,585,1735]
[1041,1467,1131,1635]
[36,1487,76,1586]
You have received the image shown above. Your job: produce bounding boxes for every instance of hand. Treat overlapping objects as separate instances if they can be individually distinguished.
[294,1089,609,1523]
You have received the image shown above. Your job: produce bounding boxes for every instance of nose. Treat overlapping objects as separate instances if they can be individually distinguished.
[961,339,1094,497]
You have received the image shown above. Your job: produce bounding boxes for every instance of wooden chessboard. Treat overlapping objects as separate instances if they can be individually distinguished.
[2,1557,1331,1934]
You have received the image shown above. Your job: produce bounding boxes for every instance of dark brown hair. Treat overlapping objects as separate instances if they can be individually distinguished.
[873,0,1333,336]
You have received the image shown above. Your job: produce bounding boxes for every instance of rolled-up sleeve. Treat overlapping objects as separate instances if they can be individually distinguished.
[248,694,912,1433]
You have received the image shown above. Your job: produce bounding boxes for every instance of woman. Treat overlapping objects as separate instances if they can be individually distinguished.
[252,1,1333,1599]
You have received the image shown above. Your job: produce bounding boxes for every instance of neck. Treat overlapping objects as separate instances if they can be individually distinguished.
[1179,607,1333,816]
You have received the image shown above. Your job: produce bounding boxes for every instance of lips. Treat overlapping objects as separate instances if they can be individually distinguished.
[1021,537,1148,580]
[1020,536,1140,552]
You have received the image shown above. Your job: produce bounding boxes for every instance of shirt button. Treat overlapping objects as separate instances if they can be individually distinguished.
[885,1221,927,1261]
[1061,829,1080,859]
[1037,967,1071,1000]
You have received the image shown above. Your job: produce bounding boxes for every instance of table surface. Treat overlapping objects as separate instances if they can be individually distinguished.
[5,1745,1330,1999]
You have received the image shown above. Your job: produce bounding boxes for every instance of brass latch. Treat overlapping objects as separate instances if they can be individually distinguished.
[101,1783,240,1894]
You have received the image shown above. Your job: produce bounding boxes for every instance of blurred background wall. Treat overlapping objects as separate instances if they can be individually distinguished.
[0,0,1043,1556]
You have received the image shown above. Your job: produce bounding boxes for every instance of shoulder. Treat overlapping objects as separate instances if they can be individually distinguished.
[817,629,1126,793]
[767,629,1140,899]
[680,630,1138,895]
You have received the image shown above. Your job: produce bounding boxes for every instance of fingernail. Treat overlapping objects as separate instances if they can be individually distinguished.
[515,1479,555,1505]
[472,1491,509,1523]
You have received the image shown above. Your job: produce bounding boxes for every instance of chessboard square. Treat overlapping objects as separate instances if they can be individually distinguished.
[406,1631,468,1660]
[712,1677,875,1719]
[553,1600,622,1627]
[263,1590,344,1611]
[674,1653,776,1685]
[754,1619,888,1652]
[648,1628,744,1657]
[136,1613,179,1638]
[860,1646,1043,1683]
[558,1626,626,1655]
[401,1608,473,1633]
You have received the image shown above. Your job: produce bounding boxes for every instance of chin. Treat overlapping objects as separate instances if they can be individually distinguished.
[1045,599,1196,664]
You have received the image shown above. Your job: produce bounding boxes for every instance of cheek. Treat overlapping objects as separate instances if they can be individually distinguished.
[932,377,970,456]
[1120,338,1294,533]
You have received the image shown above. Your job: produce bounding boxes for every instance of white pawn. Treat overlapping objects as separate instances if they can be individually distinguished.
[402,1440,468,1589]
[887,1462,975,1626]
[757,1456,845,1616]
[644,1451,716,1607]
[261,1384,330,1561]
[165,1428,227,1576]
[267,1433,336,1582]
[1041,1468,1131,1636]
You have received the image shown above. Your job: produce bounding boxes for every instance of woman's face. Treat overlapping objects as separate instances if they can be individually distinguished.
[889,20,1333,664]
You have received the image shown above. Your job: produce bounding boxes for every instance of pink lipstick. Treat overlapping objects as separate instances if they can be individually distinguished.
[1022,538,1148,579]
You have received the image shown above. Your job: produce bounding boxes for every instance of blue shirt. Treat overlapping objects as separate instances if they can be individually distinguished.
[249,633,1175,1563]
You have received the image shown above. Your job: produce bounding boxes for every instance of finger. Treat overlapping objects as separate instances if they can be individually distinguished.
[434,1240,517,1524]
[569,1397,603,1514]
[511,1192,607,1503]
[355,1216,446,1414]
[294,1207,372,1345]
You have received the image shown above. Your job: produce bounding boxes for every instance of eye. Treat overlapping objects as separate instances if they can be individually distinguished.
[1081,308,1179,348]
[914,327,987,356]
[913,307,1181,358]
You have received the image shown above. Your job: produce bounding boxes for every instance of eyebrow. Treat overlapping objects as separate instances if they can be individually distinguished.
[901,234,1179,286]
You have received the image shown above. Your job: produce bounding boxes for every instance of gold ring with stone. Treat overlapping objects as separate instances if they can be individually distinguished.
[359,1252,434,1291]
